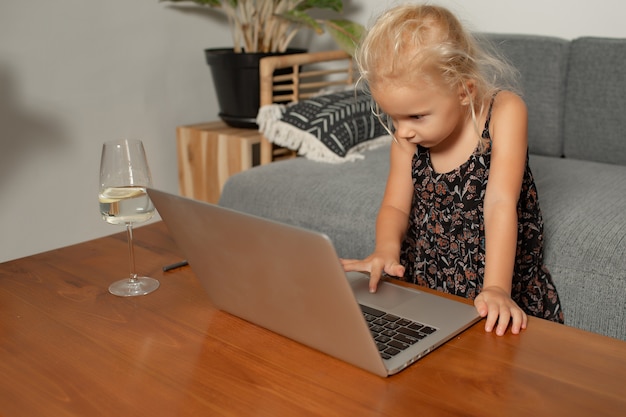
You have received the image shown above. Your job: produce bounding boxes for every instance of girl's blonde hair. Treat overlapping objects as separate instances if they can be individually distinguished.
[356,4,519,148]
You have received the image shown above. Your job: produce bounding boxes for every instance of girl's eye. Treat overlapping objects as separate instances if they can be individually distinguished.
[410,115,423,120]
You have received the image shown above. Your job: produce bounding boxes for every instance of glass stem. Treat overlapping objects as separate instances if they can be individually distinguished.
[126,223,138,283]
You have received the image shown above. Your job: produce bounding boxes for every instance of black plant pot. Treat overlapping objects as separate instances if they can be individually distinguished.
[205,48,306,129]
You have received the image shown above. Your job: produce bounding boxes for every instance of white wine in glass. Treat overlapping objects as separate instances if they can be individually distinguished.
[99,139,159,296]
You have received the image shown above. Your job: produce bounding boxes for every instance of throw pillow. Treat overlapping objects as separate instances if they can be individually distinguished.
[256,89,391,163]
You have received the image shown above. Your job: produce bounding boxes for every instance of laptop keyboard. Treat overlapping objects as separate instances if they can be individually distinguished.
[359,304,438,360]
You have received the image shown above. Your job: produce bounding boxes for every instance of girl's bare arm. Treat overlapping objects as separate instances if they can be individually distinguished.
[341,138,415,291]
[479,91,529,335]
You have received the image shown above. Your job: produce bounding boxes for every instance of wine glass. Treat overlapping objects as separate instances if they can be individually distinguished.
[98,139,159,297]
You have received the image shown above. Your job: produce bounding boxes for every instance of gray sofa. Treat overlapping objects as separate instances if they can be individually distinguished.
[220,34,626,341]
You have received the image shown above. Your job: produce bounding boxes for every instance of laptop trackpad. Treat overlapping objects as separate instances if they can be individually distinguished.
[347,272,419,310]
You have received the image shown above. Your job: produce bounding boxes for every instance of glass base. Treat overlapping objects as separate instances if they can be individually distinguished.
[109,276,160,297]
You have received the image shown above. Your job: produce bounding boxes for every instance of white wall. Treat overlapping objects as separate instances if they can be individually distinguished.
[1,0,625,263]
[351,0,626,40]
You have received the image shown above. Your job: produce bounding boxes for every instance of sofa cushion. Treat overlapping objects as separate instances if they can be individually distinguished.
[220,144,390,258]
[484,34,570,157]
[563,37,626,165]
[530,154,626,340]
[256,90,390,163]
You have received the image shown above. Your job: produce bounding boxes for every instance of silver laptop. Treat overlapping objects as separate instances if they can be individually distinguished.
[148,189,480,377]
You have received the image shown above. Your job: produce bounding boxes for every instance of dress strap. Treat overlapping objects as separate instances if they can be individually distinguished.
[481,91,499,140]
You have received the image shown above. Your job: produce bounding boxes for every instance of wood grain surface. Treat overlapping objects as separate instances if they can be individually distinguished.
[1,222,625,417]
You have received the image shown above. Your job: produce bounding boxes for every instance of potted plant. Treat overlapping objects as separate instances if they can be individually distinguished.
[161,0,364,128]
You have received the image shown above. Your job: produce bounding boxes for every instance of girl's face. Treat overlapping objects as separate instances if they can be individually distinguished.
[371,76,471,150]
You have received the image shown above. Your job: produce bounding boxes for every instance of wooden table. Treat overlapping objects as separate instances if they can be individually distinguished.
[1,222,625,417]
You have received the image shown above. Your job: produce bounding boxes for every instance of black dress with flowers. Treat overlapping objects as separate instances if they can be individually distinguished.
[398,99,564,323]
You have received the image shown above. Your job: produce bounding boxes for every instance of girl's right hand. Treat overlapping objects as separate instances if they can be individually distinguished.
[340,255,405,293]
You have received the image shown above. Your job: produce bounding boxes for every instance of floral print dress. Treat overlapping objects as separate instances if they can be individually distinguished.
[399,98,564,323]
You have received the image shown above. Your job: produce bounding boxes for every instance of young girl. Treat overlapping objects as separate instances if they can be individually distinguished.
[341,4,564,336]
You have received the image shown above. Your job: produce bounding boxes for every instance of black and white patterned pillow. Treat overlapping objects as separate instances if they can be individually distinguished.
[256,90,390,163]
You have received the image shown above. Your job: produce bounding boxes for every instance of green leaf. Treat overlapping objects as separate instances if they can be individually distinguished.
[160,0,221,6]
[280,10,324,34]
[323,19,365,56]
[295,0,343,13]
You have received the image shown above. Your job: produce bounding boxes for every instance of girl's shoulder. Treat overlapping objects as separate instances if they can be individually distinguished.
[491,90,527,118]
[487,90,528,155]
[487,90,527,138]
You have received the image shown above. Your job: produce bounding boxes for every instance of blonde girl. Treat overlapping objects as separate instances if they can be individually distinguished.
[342,4,564,335]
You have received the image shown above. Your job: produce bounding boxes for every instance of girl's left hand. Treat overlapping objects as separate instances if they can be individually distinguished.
[474,286,528,336]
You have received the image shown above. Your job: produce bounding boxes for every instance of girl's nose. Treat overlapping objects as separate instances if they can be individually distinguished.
[395,122,416,140]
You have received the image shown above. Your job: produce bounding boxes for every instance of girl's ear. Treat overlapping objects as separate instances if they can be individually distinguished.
[458,79,476,106]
